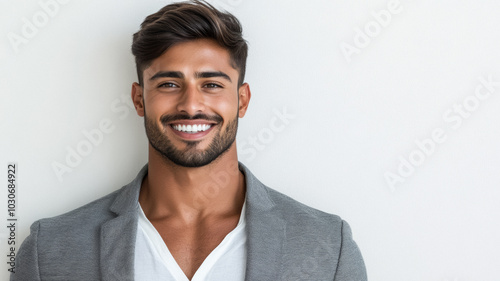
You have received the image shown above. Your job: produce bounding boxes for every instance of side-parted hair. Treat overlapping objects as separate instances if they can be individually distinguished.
[131,0,248,87]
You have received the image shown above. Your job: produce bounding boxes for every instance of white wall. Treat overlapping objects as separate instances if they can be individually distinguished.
[1,0,500,280]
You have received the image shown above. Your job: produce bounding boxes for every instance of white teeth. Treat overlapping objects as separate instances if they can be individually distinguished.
[172,124,212,133]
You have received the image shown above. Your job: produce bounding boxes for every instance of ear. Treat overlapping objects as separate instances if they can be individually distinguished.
[237,83,251,118]
[131,82,145,117]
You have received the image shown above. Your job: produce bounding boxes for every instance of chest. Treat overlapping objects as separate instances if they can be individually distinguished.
[151,217,240,279]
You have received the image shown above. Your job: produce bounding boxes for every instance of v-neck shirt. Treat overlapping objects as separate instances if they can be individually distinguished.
[134,201,247,281]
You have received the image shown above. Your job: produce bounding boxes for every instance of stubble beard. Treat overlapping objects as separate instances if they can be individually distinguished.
[144,111,238,167]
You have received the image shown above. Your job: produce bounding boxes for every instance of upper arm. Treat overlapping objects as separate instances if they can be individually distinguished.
[333,220,367,281]
[11,221,41,281]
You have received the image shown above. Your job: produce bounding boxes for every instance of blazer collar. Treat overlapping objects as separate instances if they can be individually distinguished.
[100,164,147,280]
[239,162,285,281]
[109,164,148,215]
[100,162,285,280]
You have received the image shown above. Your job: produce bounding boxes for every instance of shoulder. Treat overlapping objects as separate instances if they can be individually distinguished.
[253,182,347,250]
[36,164,147,232]
[13,187,127,280]
[13,166,146,279]
[36,187,123,231]
[29,181,141,251]
[255,185,367,280]
[265,186,343,229]
[240,162,344,234]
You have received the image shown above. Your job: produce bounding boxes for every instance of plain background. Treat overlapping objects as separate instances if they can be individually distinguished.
[1,0,500,280]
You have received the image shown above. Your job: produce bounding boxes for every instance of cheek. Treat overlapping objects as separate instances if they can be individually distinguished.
[206,96,239,118]
[145,94,175,115]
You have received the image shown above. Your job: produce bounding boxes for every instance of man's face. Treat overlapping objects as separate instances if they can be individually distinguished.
[133,39,250,167]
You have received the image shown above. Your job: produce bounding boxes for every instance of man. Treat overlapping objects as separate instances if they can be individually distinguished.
[12,1,367,280]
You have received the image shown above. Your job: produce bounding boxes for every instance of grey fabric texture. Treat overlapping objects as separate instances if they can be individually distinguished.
[11,163,367,281]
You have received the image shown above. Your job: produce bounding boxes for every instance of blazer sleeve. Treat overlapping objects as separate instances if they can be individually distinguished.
[333,220,367,281]
[11,221,41,281]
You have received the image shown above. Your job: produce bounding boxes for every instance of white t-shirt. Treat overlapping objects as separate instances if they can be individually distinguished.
[134,201,247,281]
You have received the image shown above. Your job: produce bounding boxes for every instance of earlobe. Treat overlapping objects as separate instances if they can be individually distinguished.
[131,82,145,117]
[238,83,251,118]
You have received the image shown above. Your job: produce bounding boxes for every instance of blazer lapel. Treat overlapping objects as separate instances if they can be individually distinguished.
[240,163,285,281]
[100,164,148,280]
[100,214,137,280]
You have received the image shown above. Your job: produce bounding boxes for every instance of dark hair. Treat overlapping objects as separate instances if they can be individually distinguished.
[131,0,248,86]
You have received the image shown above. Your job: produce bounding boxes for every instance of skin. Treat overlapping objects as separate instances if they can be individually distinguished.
[131,38,251,280]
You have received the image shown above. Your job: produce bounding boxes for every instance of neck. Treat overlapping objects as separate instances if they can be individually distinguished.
[139,142,245,223]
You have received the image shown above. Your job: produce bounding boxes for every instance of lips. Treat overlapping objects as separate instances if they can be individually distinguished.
[168,120,217,140]
[171,124,212,133]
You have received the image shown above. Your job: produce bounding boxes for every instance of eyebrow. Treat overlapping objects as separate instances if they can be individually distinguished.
[196,71,232,82]
[149,71,183,81]
[149,71,232,82]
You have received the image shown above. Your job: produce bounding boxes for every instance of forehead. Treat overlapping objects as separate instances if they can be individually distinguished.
[143,39,237,80]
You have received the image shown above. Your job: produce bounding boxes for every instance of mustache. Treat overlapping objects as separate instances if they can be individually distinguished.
[160,113,223,124]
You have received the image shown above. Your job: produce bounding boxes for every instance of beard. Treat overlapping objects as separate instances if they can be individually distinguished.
[144,111,238,167]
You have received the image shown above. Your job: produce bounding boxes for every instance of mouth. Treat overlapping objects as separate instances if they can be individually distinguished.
[171,123,213,134]
[168,120,217,140]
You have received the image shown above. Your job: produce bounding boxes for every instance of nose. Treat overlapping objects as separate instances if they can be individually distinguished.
[176,84,205,115]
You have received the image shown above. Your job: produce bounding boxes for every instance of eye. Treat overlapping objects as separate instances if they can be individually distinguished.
[204,83,223,89]
[159,82,178,88]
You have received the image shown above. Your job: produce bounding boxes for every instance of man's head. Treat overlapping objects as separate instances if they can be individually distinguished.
[132,0,248,87]
[131,1,251,168]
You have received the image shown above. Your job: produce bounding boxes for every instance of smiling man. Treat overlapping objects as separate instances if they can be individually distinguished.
[12,1,366,280]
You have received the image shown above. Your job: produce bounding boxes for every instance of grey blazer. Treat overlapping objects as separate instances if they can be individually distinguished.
[12,163,367,281]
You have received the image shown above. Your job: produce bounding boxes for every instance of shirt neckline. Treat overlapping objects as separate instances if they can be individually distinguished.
[137,198,247,281]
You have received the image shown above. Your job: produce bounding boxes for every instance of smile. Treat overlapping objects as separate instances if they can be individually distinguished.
[171,124,212,134]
